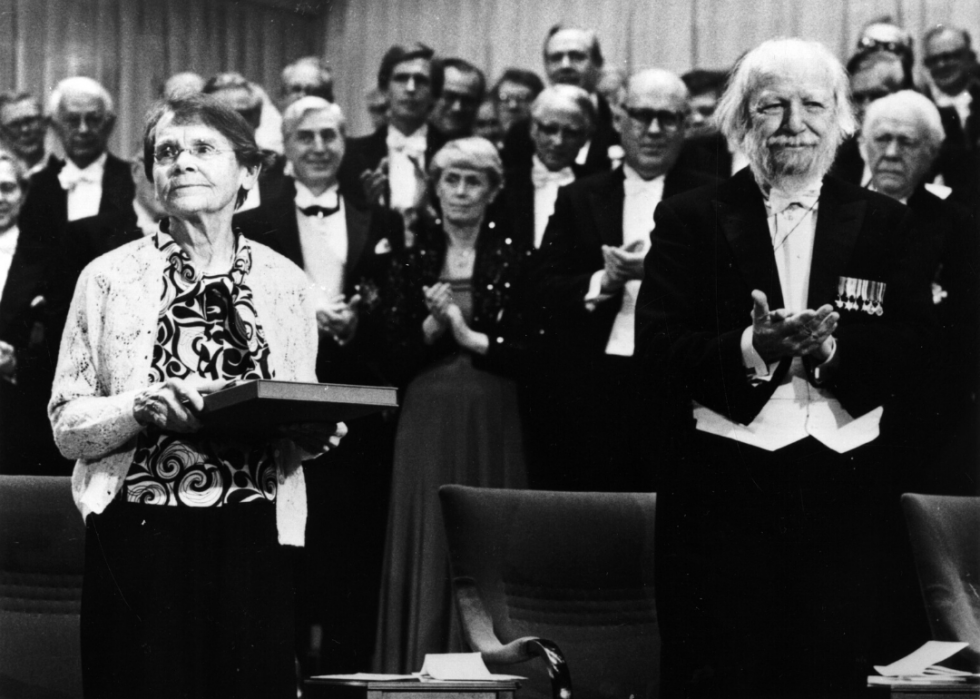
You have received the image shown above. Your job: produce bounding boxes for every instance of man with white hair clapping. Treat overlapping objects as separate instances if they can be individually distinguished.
[636,39,935,698]
[861,90,978,497]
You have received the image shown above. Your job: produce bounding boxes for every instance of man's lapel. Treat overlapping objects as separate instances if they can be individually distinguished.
[588,168,625,246]
[715,169,785,308]
[274,178,306,268]
[343,197,370,277]
[808,177,865,307]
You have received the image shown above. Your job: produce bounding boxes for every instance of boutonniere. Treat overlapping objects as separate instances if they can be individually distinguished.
[836,276,885,315]
[374,237,392,255]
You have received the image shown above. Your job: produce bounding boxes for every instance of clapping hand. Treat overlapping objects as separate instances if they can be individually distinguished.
[601,240,646,292]
[0,340,16,378]
[750,289,838,363]
[360,158,389,207]
[423,282,454,323]
[316,294,361,343]
[133,377,229,433]
[277,421,347,456]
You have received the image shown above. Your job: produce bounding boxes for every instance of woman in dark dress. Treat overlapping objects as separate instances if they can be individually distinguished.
[372,137,532,673]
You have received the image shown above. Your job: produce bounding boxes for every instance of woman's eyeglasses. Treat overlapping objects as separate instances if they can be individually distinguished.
[153,143,233,165]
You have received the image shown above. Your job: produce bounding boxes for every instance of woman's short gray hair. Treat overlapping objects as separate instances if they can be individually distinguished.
[428,137,504,191]
[715,38,856,150]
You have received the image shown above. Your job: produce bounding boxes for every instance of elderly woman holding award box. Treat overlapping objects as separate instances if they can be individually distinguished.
[49,93,344,699]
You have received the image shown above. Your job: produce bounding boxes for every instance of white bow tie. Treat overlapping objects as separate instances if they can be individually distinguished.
[531,160,574,189]
[295,186,339,211]
[58,162,101,191]
[386,129,427,158]
[767,187,820,215]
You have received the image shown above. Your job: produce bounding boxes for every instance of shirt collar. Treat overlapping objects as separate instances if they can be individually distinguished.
[0,225,19,254]
[623,164,665,189]
[531,155,575,188]
[387,124,428,152]
[154,228,252,284]
[294,181,340,210]
[61,151,107,182]
[759,177,824,215]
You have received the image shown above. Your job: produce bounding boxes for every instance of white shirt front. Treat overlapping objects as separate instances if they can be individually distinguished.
[531,155,575,248]
[387,124,428,212]
[603,166,663,356]
[0,224,19,302]
[693,180,882,453]
[934,88,973,131]
[58,152,106,221]
[294,182,347,312]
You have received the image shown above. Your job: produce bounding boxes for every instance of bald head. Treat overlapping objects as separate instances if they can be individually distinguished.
[618,69,689,179]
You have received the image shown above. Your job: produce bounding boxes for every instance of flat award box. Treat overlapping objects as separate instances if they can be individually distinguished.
[201,380,397,434]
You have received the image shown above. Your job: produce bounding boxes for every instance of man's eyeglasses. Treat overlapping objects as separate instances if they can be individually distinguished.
[924,49,970,68]
[153,143,234,165]
[2,116,42,133]
[857,37,908,54]
[532,120,587,139]
[624,107,685,131]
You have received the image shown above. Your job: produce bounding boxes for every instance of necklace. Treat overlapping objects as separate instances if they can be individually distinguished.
[771,197,819,253]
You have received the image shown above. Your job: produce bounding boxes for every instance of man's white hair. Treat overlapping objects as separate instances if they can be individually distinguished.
[48,76,114,117]
[715,38,855,151]
[530,84,597,132]
[863,90,945,153]
[281,96,345,140]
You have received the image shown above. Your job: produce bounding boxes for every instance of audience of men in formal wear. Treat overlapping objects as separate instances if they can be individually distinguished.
[0,16,977,694]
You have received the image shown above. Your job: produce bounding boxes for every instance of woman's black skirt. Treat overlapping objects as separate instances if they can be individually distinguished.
[80,497,295,699]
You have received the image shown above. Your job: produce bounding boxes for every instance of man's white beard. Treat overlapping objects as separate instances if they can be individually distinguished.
[744,129,841,191]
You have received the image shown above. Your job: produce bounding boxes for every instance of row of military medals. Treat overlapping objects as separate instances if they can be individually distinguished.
[836,276,885,316]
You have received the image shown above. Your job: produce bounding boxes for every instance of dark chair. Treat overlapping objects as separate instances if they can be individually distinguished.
[901,493,980,670]
[439,485,659,699]
[0,476,86,699]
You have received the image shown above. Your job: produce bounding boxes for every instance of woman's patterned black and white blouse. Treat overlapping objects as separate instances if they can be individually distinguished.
[124,232,277,507]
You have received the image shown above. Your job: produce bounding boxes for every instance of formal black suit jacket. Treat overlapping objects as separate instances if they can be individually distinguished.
[905,186,979,399]
[338,125,450,208]
[18,153,137,255]
[0,237,69,474]
[234,177,403,385]
[531,165,717,361]
[676,132,735,181]
[501,92,619,178]
[828,136,865,185]
[933,80,980,196]
[636,168,935,426]
[18,153,139,311]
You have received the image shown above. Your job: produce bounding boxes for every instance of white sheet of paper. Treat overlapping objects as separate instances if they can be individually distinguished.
[419,653,493,680]
[310,673,417,681]
[873,641,969,676]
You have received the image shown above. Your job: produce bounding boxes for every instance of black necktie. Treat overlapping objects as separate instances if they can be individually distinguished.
[299,204,340,218]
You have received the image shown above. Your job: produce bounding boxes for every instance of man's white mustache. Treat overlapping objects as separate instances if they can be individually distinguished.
[768,138,819,147]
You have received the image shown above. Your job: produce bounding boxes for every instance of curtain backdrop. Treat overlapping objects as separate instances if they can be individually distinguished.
[0,1,976,151]
[322,0,980,136]
[0,0,323,159]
